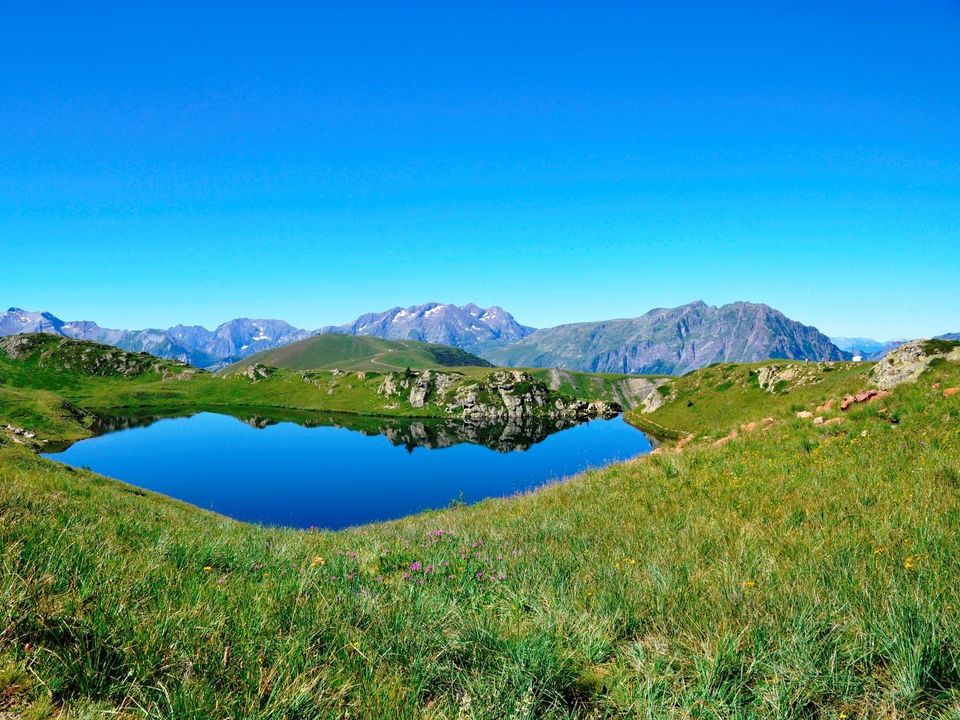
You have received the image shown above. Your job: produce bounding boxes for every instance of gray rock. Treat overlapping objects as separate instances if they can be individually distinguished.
[871,339,960,389]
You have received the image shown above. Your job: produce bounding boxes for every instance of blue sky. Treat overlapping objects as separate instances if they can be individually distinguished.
[2,1,958,338]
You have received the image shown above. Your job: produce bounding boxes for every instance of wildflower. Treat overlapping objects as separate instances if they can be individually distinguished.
[311,556,325,567]
[742,580,756,589]
[425,564,434,574]
[476,571,484,580]
[903,556,914,570]
[402,573,411,580]
[410,561,422,572]
[23,643,32,654]
[203,566,213,572]
[497,574,506,581]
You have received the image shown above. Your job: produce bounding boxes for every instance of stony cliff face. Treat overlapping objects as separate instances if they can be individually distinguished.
[377,369,620,423]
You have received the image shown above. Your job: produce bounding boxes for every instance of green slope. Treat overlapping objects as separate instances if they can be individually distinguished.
[626,359,873,440]
[225,333,493,372]
[1,344,959,716]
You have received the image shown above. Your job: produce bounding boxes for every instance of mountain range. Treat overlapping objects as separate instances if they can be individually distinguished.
[5,301,944,376]
[829,337,908,361]
[0,303,527,369]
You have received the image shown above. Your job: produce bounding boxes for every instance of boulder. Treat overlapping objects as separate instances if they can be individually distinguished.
[815,399,835,413]
[871,339,960,389]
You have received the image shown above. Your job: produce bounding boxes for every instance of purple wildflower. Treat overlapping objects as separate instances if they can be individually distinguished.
[410,561,422,572]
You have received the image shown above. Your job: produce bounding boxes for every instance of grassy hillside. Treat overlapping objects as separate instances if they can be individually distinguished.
[1,349,959,717]
[626,359,873,440]
[226,333,493,372]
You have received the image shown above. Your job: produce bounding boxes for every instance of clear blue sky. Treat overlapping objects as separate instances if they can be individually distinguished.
[2,1,958,338]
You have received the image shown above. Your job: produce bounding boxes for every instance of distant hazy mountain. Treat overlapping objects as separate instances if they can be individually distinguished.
[830,336,906,360]
[484,301,848,375]
[0,308,311,368]
[937,332,960,341]
[342,303,534,353]
[0,308,65,336]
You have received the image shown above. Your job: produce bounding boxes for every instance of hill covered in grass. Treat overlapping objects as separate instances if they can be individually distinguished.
[225,333,493,372]
[1,343,959,716]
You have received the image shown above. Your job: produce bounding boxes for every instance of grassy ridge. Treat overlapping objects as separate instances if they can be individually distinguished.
[1,355,959,716]
[226,334,493,373]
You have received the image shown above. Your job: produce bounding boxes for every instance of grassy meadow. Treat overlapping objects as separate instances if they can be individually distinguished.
[0,343,958,717]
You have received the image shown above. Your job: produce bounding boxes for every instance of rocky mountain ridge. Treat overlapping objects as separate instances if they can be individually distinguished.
[484,301,849,375]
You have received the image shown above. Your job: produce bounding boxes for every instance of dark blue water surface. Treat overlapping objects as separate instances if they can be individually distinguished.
[42,412,651,530]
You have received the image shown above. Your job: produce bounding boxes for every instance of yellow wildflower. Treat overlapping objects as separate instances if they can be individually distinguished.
[312,555,325,567]
[203,566,213,572]
[903,556,914,570]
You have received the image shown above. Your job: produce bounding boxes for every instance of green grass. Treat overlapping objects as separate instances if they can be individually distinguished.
[627,360,874,440]
[2,351,960,716]
[225,334,493,372]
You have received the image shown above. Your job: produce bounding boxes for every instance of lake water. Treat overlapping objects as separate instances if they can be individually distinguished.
[42,411,651,530]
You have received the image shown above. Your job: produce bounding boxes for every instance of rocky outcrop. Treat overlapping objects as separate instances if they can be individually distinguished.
[0,334,193,378]
[755,362,838,394]
[233,363,277,382]
[870,339,960,389]
[376,368,621,423]
[640,388,667,414]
